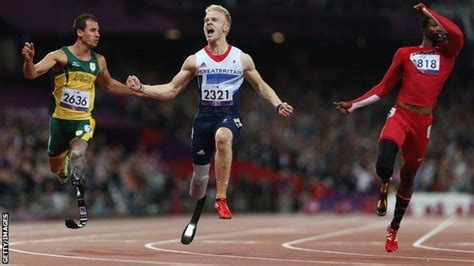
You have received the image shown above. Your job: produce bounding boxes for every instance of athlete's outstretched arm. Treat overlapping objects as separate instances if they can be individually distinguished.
[242,53,293,117]
[96,54,142,96]
[22,42,63,79]
[415,3,464,57]
[334,49,403,115]
[127,55,196,101]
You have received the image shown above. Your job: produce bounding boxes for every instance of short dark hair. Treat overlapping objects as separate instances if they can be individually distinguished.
[72,13,98,35]
[421,16,432,29]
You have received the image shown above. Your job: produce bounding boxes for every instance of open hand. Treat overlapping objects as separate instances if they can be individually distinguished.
[414,3,426,11]
[277,102,293,117]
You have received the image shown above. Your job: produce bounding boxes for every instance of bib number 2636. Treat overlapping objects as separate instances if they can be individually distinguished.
[59,87,90,112]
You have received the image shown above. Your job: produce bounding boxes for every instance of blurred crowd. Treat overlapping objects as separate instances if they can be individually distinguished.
[1,1,473,218]
[1,61,472,219]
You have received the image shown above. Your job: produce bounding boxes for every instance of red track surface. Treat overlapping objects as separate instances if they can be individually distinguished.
[8,214,474,265]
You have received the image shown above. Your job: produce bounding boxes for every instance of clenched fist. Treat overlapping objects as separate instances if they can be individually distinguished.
[333,101,352,116]
[22,42,35,62]
[126,75,143,93]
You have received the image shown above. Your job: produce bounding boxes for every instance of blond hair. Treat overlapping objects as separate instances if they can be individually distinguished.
[205,5,231,27]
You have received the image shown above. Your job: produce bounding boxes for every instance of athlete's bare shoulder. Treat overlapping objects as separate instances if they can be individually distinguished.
[186,54,196,62]
[94,52,106,64]
[182,54,197,71]
[94,51,104,59]
[94,52,107,72]
[51,48,67,56]
[49,48,68,67]
[240,51,251,60]
[240,52,254,71]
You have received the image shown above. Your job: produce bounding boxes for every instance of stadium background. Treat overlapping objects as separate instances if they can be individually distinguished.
[0,0,472,221]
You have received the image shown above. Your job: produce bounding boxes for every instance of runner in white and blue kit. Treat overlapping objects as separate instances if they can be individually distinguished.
[127,5,293,226]
[193,45,244,166]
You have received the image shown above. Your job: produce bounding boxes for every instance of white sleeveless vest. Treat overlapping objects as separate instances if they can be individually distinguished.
[195,45,244,108]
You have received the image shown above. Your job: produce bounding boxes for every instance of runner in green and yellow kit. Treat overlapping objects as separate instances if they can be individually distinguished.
[22,13,141,228]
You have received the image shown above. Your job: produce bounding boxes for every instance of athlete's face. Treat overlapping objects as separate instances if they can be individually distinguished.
[423,18,446,45]
[78,20,100,48]
[203,11,229,42]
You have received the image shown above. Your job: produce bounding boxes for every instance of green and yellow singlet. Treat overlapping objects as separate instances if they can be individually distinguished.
[49,47,100,120]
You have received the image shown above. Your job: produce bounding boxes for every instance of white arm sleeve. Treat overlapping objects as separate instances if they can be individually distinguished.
[348,94,381,113]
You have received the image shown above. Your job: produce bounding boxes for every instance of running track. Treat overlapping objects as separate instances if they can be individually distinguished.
[8,214,474,265]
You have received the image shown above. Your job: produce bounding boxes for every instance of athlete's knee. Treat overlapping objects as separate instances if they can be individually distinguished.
[189,164,210,200]
[70,139,88,158]
[48,163,61,174]
[48,157,63,173]
[69,149,85,160]
[69,148,87,178]
[376,140,399,182]
[215,129,232,150]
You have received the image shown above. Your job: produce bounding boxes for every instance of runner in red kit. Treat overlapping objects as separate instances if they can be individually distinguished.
[334,3,463,253]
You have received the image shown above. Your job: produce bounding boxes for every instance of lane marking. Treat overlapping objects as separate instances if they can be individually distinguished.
[10,229,210,265]
[201,240,263,244]
[10,248,209,265]
[145,223,380,265]
[282,221,385,247]
[282,220,474,263]
[11,217,366,265]
[413,216,474,254]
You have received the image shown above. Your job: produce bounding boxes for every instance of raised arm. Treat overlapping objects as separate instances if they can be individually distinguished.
[96,54,141,96]
[415,3,464,57]
[334,49,404,115]
[22,42,64,79]
[242,52,293,117]
[127,55,196,101]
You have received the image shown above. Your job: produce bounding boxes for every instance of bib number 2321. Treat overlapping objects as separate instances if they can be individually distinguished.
[201,84,233,106]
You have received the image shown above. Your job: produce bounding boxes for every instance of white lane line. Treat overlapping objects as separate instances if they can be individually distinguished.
[413,216,474,253]
[201,240,263,244]
[282,221,386,247]
[145,226,379,265]
[10,229,211,265]
[11,229,153,246]
[9,248,209,265]
[281,220,474,263]
[10,217,360,265]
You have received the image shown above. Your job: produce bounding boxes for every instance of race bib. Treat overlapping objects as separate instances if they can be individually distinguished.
[410,53,440,75]
[59,87,90,112]
[201,84,233,106]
